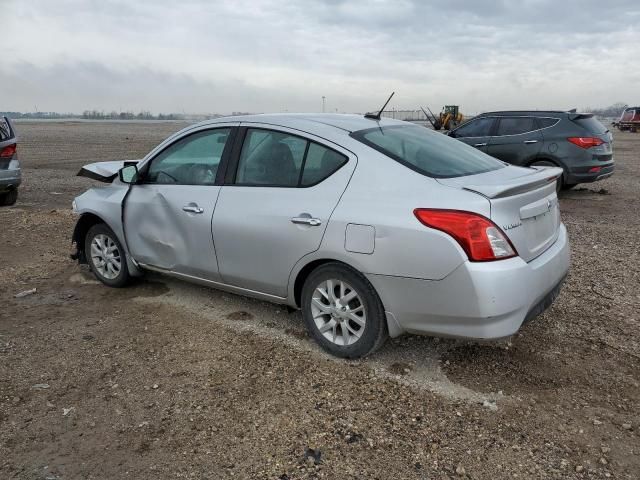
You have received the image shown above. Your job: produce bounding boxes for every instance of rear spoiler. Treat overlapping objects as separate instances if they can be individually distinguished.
[568,112,593,121]
[77,160,140,183]
[462,167,563,199]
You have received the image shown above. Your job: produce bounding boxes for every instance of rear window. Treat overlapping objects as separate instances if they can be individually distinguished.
[0,117,13,141]
[351,125,505,178]
[573,116,607,134]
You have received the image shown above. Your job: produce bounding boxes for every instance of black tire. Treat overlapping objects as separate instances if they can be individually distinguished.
[530,160,563,193]
[561,183,577,190]
[0,189,18,206]
[84,223,130,287]
[301,262,387,359]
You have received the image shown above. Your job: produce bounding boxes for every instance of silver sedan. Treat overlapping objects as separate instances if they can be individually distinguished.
[71,114,570,358]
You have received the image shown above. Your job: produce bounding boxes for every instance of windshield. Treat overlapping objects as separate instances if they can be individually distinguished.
[351,124,505,178]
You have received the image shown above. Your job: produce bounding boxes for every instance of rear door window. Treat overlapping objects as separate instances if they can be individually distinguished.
[235,128,347,187]
[451,117,494,138]
[301,143,347,186]
[236,129,306,186]
[496,117,536,136]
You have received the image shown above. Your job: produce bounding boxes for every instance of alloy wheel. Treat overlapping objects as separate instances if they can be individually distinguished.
[90,233,122,280]
[310,279,366,346]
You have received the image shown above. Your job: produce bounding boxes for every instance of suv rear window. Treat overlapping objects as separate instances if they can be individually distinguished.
[0,117,13,141]
[573,116,607,134]
[351,125,505,178]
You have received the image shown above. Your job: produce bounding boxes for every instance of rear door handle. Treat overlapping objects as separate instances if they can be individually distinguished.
[524,140,538,144]
[291,216,322,226]
[474,143,487,147]
[182,204,204,214]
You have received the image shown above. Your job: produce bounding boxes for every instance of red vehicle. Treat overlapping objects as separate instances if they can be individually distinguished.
[613,106,640,132]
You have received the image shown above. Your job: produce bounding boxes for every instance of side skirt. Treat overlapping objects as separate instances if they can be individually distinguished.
[138,263,293,306]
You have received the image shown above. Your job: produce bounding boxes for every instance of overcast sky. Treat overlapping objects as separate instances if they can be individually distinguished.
[3,0,640,114]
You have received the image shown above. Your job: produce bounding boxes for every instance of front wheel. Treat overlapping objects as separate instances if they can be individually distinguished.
[85,223,130,287]
[301,263,387,359]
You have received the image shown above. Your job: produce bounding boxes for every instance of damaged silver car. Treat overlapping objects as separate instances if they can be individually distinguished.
[72,114,570,358]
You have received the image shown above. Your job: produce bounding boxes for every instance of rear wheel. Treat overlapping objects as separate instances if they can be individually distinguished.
[301,263,387,359]
[85,223,130,287]
[530,160,563,193]
[0,189,18,206]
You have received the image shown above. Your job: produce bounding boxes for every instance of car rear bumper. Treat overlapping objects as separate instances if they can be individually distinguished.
[0,168,21,191]
[565,161,614,184]
[367,223,570,339]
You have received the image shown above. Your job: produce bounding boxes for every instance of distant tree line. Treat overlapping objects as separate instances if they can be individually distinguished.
[0,110,186,120]
[81,110,183,120]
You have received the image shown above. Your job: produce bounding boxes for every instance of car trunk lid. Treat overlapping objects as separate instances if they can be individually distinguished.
[437,165,563,262]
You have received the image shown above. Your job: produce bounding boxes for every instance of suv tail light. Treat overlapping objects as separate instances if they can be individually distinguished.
[414,209,517,262]
[567,137,604,149]
[0,143,16,158]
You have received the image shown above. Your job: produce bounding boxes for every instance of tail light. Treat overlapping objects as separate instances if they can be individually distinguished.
[0,143,16,158]
[567,137,604,149]
[414,209,517,262]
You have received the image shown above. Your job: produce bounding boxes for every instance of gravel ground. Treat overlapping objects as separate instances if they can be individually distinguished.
[1,121,639,479]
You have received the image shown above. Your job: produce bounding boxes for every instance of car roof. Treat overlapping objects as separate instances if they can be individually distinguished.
[190,113,408,134]
[477,110,571,117]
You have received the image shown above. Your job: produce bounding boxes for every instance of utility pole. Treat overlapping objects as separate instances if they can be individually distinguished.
[322,96,326,113]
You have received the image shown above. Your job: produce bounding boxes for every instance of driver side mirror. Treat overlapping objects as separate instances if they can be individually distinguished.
[118,164,139,184]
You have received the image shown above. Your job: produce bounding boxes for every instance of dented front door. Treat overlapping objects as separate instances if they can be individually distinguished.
[122,127,234,281]
[123,184,222,280]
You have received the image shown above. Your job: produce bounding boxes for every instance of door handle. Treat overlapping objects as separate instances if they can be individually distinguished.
[182,205,204,214]
[524,140,538,144]
[291,216,322,226]
[474,143,487,147]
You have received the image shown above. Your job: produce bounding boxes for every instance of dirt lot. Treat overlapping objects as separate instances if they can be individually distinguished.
[1,121,639,479]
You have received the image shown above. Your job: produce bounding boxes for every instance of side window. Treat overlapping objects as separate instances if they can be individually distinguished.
[236,129,306,186]
[496,117,536,136]
[452,117,494,138]
[538,117,560,129]
[145,128,231,184]
[301,143,347,186]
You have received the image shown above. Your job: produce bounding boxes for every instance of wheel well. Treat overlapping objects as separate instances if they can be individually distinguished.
[529,157,567,180]
[72,213,106,263]
[293,259,359,308]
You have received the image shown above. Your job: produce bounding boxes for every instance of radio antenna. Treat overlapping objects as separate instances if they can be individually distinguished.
[365,92,395,120]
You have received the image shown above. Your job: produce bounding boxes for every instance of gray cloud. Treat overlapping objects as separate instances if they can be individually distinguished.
[3,0,639,114]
